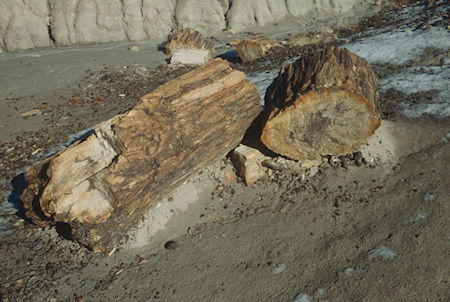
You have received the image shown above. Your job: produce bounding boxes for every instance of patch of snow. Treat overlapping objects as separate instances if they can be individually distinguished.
[343,267,365,277]
[271,263,286,274]
[379,66,450,118]
[379,66,449,94]
[246,56,300,106]
[405,211,427,224]
[440,133,450,143]
[368,246,397,261]
[423,192,435,202]
[247,68,280,105]
[345,27,450,64]
[290,293,313,302]
[399,102,450,118]
[313,288,327,298]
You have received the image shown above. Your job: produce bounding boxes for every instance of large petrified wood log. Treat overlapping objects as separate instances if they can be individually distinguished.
[261,46,380,161]
[21,58,262,253]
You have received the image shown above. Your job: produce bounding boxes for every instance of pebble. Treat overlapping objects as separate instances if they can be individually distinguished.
[20,109,42,117]
[128,46,140,52]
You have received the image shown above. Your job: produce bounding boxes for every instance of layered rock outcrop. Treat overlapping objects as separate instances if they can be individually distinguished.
[0,0,381,52]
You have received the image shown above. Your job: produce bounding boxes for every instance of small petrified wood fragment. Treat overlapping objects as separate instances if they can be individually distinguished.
[235,34,279,63]
[261,46,380,161]
[21,59,261,253]
[231,144,267,186]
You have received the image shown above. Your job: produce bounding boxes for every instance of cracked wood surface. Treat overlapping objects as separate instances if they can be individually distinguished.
[21,58,262,253]
[261,46,380,161]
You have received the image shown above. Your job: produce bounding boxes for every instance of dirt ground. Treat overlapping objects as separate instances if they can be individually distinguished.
[0,1,449,301]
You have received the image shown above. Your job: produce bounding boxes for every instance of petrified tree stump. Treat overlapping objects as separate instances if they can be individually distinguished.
[21,58,261,253]
[166,28,214,65]
[235,34,279,63]
[261,46,380,161]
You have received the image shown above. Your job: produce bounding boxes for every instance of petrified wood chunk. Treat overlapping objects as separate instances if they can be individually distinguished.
[231,144,267,186]
[165,28,214,65]
[261,46,380,161]
[235,34,279,63]
[21,58,262,253]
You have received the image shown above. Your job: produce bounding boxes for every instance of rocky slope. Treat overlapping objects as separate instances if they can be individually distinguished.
[0,0,381,52]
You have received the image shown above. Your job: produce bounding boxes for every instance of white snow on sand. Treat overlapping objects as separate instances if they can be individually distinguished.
[379,66,450,118]
[379,66,450,94]
[271,263,286,274]
[343,6,450,118]
[343,266,365,277]
[368,246,397,261]
[247,68,280,105]
[289,293,313,302]
[405,211,427,224]
[345,27,450,64]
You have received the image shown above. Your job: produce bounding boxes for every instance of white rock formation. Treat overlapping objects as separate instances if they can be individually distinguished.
[0,0,52,52]
[0,0,381,52]
[226,0,290,30]
[176,0,226,35]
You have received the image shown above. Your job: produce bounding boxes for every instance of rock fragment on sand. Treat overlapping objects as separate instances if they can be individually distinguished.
[20,109,42,117]
[223,171,236,184]
[231,144,267,186]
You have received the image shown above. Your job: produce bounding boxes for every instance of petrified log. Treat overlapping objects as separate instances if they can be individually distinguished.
[21,58,261,253]
[165,28,214,65]
[261,46,380,161]
[235,34,279,63]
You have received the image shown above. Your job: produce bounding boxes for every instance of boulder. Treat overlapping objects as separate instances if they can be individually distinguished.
[261,46,380,161]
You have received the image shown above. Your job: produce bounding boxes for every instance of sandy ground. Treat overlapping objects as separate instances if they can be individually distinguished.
[0,1,449,301]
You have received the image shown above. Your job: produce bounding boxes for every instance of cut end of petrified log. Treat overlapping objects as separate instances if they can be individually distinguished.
[261,46,380,161]
[261,86,381,161]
